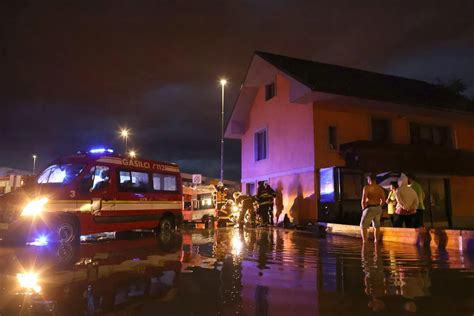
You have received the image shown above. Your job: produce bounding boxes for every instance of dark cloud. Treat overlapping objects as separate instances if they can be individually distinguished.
[1,0,473,180]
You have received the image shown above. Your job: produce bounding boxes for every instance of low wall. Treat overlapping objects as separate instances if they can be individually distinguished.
[319,222,473,252]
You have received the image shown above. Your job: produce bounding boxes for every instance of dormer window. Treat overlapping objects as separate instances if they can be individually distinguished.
[265,82,275,100]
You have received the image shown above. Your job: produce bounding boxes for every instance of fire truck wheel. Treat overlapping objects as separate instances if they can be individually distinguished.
[55,242,77,267]
[159,215,175,232]
[55,216,78,243]
[158,231,182,253]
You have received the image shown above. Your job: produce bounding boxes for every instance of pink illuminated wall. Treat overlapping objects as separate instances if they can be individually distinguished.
[240,74,316,223]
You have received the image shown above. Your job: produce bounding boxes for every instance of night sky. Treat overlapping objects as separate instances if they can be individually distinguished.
[1,1,473,180]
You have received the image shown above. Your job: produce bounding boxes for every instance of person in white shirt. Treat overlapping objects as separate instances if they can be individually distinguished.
[393,176,419,228]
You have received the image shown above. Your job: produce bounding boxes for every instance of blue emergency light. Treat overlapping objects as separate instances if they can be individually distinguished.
[89,148,114,154]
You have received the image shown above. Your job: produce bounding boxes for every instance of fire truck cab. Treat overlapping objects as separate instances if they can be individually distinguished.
[0,149,183,245]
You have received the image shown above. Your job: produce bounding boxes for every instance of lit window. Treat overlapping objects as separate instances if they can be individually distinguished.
[118,170,149,192]
[37,164,85,184]
[319,167,335,203]
[153,173,178,192]
[255,129,268,161]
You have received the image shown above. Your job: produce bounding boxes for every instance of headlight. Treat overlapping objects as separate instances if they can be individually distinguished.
[17,272,42,293]
[21,198,48,217]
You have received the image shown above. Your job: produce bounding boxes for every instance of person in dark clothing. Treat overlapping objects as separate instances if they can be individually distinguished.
[223,188,231,201]
[234,192,256,226]
[264,183,276,225]
[256,181,268,225]
[257,182,276,225]
[214,182,226,211]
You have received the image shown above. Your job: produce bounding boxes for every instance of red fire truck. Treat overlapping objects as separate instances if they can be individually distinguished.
[0,149,183,245]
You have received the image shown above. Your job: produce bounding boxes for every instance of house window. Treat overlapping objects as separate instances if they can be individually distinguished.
[372,118,391,142]
[255,129,268,161]
[265,82,275,100]
[328,126,337,150]
[410,123,452,147]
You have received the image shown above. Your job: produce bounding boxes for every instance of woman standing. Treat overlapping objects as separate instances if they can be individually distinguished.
[386,181,398,226]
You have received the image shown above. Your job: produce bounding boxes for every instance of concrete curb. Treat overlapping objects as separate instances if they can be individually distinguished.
[318,222,474,252]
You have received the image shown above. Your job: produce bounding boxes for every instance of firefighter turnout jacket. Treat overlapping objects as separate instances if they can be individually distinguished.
[257,186,276,206]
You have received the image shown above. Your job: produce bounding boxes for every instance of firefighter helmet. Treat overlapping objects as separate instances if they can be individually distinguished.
[233,191,241,200]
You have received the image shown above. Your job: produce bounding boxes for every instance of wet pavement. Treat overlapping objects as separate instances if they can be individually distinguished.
[0,228,473,315]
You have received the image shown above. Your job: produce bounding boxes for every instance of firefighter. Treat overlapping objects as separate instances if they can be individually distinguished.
[233,191,256,226]
[214,182,226,211]
[257,181,276,225]
[223,187,231,201]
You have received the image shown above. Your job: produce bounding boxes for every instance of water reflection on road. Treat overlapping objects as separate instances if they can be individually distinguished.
[0,228,473,315]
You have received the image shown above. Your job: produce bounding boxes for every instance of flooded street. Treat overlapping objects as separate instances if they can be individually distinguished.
[0,228,473,315]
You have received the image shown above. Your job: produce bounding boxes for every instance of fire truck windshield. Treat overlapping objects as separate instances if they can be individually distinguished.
[37,163,86,184]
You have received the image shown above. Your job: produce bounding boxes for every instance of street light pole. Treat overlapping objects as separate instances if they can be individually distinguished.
[32,155,37,175]
[220,79,227,183]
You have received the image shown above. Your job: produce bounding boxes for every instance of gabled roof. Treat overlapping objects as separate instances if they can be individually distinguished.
[255,51,473,112]
[225,51,474,139]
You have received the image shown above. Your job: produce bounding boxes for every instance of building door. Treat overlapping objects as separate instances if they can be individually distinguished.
[418,178,451,228]
[245,182,255,195]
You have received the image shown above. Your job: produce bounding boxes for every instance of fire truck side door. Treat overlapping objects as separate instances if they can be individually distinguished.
[88,165,115,215]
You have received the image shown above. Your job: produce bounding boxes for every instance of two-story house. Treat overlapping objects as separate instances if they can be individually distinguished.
[225,51,474,228]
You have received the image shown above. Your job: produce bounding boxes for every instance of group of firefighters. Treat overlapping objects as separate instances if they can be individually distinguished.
[214,181,277,227]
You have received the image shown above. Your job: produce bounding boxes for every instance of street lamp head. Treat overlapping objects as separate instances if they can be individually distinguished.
[129,150,136,158]
[120,129,129,138]
[32,155,37,159]
[220,79,227,86]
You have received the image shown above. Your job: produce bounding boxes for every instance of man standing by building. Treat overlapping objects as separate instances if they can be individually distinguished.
[394,176,419,228]
[407,175,426,228]
[360,174,386,243]
[263,182,276,225]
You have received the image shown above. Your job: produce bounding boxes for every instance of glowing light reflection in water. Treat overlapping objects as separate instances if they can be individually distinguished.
[0,229,473,315]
